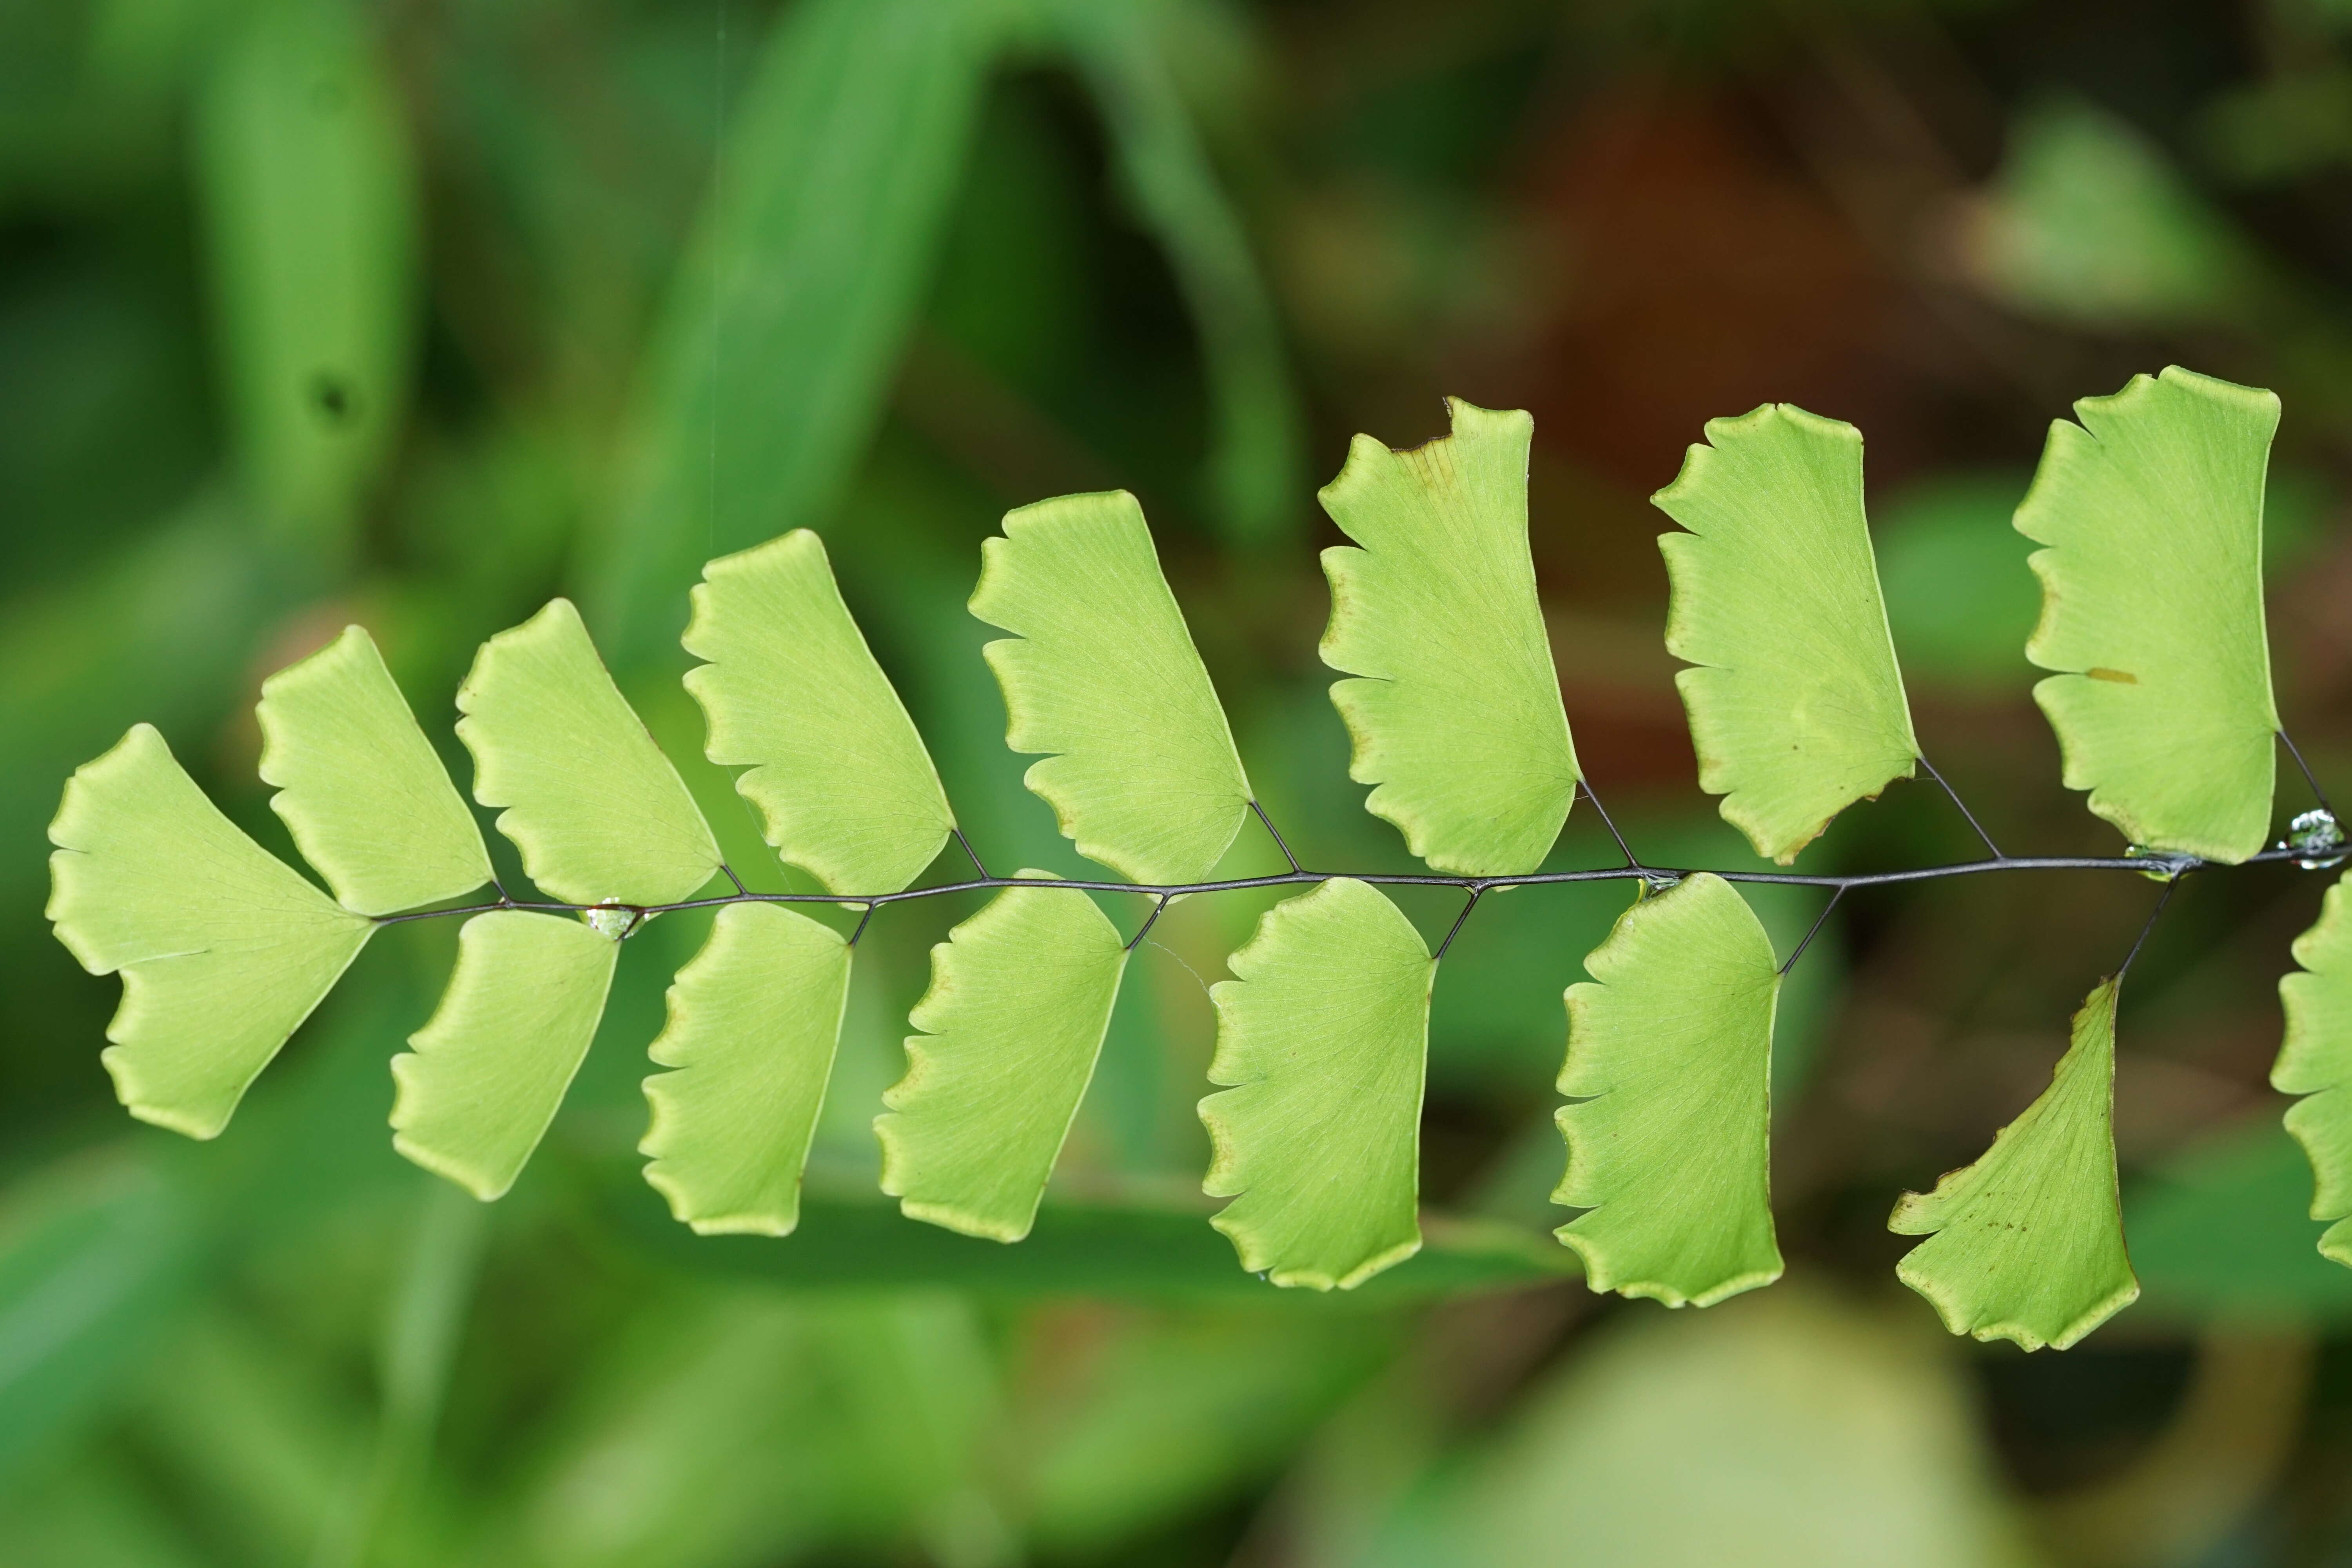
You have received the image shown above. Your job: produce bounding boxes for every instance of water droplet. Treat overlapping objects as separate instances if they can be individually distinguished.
[2124,846,2196,882]
[2283,808,2347,871]
[583,902,639,941]
[1638,870,1684,897]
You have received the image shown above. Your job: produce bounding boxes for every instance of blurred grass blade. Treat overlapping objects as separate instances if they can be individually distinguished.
[257,625,492,917]
[605,1179,1569,1302]
[642,904,852,1236]
[2017,366,2279,862]
[1056,0,1303,546]
[1890,977,2140,1350]
[458,599,720,906]
[0,1152,202,1483]
[0,972,419,1488]
[312,1178,488,1568]
[878,880,1129,1242]
[1318,400,1578,875]
[1555,874,1784,1307]
[1654,405,1919,865]
[195,0,416,553]
[972,490,1254,883]
[390,911,620,1200]
[47,725,374,1140]
[1201,878,1430,1290]
[683,530,956,894]
[592,0,1007,667]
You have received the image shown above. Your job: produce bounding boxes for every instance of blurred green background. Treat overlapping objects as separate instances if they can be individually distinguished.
[9,0,2352,1561]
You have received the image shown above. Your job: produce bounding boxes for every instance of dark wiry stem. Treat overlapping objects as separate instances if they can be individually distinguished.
[1577,777,1641,869]
[1127,895,1172,952]
[953,828,989,878]
[1250,799,1303,873]
[1781,886,1845,976]
[2118,878,2179,980]
[1916,755,2002,860]
[1434,886,1484,961]
[2279,729,2336,818]
[370,848,2311,929]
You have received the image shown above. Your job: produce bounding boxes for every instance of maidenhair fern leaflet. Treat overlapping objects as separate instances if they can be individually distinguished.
[46,367,2348,1350]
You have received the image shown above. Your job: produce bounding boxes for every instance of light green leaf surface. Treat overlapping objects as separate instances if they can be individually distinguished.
[1890,978,2140,1350]
[1554,874,1784,1307]
[45,725,372,1138]
[682,530,953,894]
[1200,878,1431,1290]
[591,0,1004,664]
[1317,399,1578,875]
[2273,875,2352,1264]
[1654,404,1920,864]
[2017,366,2281,861]
[973,491,1253,884]
[641,904,852,1236]
[877,879,1129,1242]
[390,911,619,1200]
[194,1,416,546]
[457,599,720,906]
[256,625,490,916]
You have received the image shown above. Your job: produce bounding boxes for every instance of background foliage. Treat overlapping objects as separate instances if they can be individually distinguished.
[9,0,2352,1561]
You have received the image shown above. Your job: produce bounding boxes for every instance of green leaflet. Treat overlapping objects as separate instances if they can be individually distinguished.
[641,904,852,1236]
[2273,876,2352,1264]
[1654,405,1920,865]
[390,911,619,1200]
[877,880,1129,1242]
[46,724,372,1138]
[1890,978,2140,1350]
[1555,875,1784,1307]
[973,492,1254,884]
[1318,400,1579,876]
[194,1,416,548]
[457,599,720,906]
[256,625,490,916]
[2017,367,2281,862]
[682,531,954,894]
[1200,878,1430,1290]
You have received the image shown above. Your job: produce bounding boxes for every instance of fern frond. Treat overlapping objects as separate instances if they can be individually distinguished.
[36,368,2321,1329]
